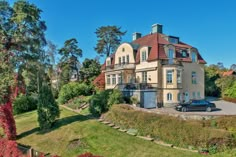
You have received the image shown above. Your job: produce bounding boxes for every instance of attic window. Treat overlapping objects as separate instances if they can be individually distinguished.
[181,50,187,57]
[169,37,179,44]
[107,60,111,66]
[191,52,197,63]
[122,48,125,52]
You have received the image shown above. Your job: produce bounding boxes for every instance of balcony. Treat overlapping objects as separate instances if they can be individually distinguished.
[106,63,135,70]
[162,59,182,66]
[115,83,158,91]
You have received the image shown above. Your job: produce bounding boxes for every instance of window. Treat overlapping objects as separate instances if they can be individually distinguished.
[177,93,181,101]
[191,52,197,62]
[142,71,147,83]
[118,74,122,84]
[141,51,147,62]
[122,56,125,64]
[122,48,125,52]
[112,74,116,85]
[192,92,196,99]
[168,49,174,64]
[167,93,172,101]
[197,92,201,98]
[107,75,111,85]
[107,60,111,66]
[192,72,197,84]
[177,70,181,83]
[126,55,129,64]
[166,70,173,83]
[169,37,179,44]
[182,50,187,57]
[119,57,121,65]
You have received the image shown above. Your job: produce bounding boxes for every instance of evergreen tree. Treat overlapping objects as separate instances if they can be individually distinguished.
[37,82,60,130]
[95,25,126,57]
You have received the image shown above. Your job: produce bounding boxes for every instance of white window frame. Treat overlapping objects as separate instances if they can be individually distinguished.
[112,74,116,85]
[126,55,129,64]
[107,75,111,85]
[166,70,173,84]
[142,71,147,83]
[167,93,172,101]
[191,52,197,63]
[168,49,174,64]
[192,71,197,84]
[141,51,147,62]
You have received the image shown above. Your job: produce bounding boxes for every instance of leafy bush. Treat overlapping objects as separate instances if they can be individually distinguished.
[107,89,123,108]
[104,105,236,152]
[58,82,93,104]
[89,90,112,116]
[130,96,139,105]
[13,94,38,115]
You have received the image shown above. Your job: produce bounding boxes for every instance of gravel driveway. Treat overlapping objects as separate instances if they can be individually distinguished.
[149,98,236,116]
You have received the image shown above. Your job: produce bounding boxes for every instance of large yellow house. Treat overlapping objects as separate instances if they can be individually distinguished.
[101,24,206,108]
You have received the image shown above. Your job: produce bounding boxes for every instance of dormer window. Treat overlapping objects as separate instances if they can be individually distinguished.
[191,52,197,63]
[141,51,147,62]
[168,49,174,64]
[122,48,125,52]
[168,36,179,44]
[181,50,187,57]
[107,60,111,66]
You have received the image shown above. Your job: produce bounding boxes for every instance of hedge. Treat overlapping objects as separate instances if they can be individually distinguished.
[104,105,236,152]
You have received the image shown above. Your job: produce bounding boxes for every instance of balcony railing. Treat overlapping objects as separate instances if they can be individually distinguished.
[115,83,158,90]
[162,59,182,66]
[106,63,135,70]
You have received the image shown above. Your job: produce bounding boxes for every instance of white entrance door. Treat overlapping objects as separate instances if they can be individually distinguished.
[185,92,189,102]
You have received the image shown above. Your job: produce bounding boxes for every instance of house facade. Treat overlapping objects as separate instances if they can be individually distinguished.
[101,24,206,108]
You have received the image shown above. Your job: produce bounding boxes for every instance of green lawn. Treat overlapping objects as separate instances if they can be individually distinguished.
[15,107,203,157]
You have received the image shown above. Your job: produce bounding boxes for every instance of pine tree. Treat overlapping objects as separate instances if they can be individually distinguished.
[37,82,60,130]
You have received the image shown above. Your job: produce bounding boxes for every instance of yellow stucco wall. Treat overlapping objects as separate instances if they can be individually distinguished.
[115,43,135,64]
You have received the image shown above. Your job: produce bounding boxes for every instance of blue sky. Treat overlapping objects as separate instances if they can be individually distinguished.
[9,0,236,68]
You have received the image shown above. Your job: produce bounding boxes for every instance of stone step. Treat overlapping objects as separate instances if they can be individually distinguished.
[108,123,115,127]
[118,129,127,132]
[102,121,110,124]
[137,136,154,141]
[113,126,120,129]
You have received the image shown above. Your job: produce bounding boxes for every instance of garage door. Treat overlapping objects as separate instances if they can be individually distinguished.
[143,92,157,108]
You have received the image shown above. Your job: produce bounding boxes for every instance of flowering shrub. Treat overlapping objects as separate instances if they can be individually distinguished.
[0,138,22,157]
[0,101,17,140]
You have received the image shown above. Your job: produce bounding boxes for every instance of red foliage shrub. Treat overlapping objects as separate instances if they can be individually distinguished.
[0,138,22,157]
[0,101,17,140]
[93,73,105,91]
[78,152,102,157]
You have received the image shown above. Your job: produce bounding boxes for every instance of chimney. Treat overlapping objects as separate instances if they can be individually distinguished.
[152,23,163,34]
[132,32,142,41]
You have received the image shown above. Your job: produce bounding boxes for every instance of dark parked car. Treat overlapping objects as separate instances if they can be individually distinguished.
[175,99,216,112]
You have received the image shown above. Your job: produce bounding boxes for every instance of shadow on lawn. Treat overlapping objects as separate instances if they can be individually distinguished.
[17,113,95,139]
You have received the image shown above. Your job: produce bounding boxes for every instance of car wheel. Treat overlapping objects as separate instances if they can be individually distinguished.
[206,107,211,112]
[182,107,187,112]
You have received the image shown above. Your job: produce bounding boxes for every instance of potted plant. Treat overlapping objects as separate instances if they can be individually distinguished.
[131,96,139,107]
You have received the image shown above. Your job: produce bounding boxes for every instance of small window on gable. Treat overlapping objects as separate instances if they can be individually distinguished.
[122,48,125,52]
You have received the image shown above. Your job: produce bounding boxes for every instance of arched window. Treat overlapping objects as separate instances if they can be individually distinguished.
[167,93,172,101]
[191,52,197,62]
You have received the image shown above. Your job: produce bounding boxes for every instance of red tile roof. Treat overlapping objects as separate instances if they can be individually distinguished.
[103,32,206,67]
[223,70,236,76]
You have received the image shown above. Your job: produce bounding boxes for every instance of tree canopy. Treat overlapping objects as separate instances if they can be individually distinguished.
[95,25,126,57]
